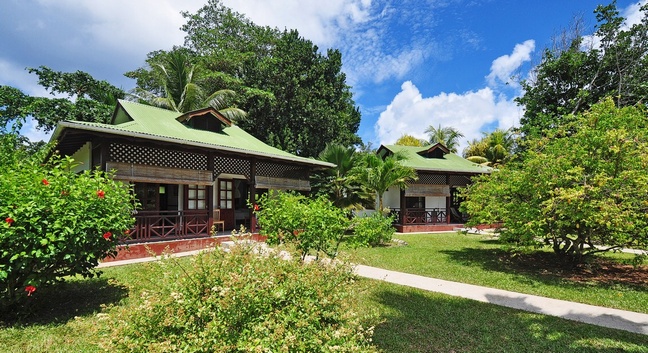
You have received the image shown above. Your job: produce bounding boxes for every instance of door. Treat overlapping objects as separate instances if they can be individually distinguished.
[218,179,235,229]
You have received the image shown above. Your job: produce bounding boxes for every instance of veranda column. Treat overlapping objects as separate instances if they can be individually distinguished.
[249,158,257,232]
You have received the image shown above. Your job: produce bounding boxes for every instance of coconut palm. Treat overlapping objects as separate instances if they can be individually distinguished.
[357,153,418,212]
[312,143,372,209]
[424,124,464,153]
[463,128,516,167]
[133,49,246,120]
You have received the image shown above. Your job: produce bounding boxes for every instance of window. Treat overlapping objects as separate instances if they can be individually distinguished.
[187,184,207,210]
[219,180,233,209]
[134,183,158,211]
[405,197,425,209]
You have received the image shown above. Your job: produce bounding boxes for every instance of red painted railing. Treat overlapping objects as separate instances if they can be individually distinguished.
[126,210,210,243]
[391,208,449,225]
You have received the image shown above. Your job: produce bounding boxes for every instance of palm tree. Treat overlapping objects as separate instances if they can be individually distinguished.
[357,153,418,212]
[424,124,464,153]
[463,129,515,167]
[312,143,371,209]
[133,50,246,120]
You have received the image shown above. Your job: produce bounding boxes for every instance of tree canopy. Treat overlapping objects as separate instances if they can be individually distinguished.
[516,2,648,140]
[126,0,362,157]
[425,124,464,153]
[462,99,648,263]
[0,66,125,132]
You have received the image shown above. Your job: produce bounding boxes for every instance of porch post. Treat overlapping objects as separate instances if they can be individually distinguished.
[249,158,257,232]
[207,152,214,232]
[446,174,451,224]
[399,188,406,226]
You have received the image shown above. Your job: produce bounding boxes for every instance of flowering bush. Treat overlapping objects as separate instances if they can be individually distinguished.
[0,134,136,307]
[107,246,379,352]
[255,192,350,260]
[348,212,395,248]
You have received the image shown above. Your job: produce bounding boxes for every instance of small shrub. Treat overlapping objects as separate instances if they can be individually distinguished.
[256,192,350,260]
[348,213,395,248]
[0,137,136,308]
[106,247,379,352]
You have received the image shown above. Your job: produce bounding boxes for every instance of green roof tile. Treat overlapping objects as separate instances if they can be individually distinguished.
[381,144,491,174]
[53,100,333,168]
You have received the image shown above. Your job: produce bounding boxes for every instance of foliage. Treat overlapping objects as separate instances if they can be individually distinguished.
[461,99,648,263]
[516,2,648,140]
[348,212,395,248]
[107,247,378,352]
[394,134,428,147]
[255,192,350,260]
[356,154,418,211]
[424,124,464,153]
[463,128,516,167]
[0,66,125,132]
[127,48,247,120]
[0,134,136,307]
[311,143,373,209]
[172,0,362,157]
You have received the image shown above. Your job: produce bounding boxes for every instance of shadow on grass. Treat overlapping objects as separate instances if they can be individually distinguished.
[0,276,128,327]
[439,244,648,290]
[368,283,648,353]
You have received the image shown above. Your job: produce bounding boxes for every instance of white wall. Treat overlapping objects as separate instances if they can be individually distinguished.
[425,196,446,209]
[380,186,401,210]
[70,142,91,173]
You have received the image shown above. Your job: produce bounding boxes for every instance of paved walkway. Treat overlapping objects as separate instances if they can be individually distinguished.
[99,249,648,335]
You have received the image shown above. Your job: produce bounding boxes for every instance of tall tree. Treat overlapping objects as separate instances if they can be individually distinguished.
[357,154,417,212]
[128,49,246,119]
[424,124,464,153]
[462,99,648,263]
[165,0,362,157]
[0,67,125,132]
[516,2,648,140]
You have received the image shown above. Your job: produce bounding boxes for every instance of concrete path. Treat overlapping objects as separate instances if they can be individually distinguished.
[98,249,648,335]
[356,264,648,335]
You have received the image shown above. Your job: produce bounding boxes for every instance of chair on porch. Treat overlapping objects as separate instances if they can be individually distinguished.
[213,209,225,233]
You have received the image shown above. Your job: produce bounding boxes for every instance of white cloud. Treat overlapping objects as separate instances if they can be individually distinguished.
[375,81,522,154]
[582,1,647,50]
[20,117,53,143]
[0,59,49,97]
[486,39,535,87]
[221,0,372,46]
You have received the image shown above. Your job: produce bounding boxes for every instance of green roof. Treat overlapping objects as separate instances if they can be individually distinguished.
[380,144,491,174]
[52,100,333,168]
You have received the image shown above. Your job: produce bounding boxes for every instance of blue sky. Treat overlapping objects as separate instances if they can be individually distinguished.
[1,0,645,153]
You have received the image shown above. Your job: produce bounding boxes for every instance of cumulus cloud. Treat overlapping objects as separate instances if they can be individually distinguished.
[376,81,522,154]
[486,39,535,87]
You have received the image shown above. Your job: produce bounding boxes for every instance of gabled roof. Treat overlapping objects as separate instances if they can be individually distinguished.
[51,100,333,168]
[378,144,491,174]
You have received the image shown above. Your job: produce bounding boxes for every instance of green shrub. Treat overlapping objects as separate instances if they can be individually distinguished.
[107,246,379,352]
[256,192,350,260]
[348,212,395,248]
[0,135,136,307]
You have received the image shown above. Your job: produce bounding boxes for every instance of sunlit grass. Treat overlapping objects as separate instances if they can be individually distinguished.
[346,232,648,313]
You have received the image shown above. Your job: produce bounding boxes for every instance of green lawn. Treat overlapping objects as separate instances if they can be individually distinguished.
[346,232,648,313]
[1,235,647,352]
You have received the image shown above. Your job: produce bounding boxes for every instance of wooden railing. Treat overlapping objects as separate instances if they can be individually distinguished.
[391,208,448,225]
[126,210,210,243]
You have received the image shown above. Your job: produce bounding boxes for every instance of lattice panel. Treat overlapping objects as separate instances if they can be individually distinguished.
[257,161,309,180]
[213,156,251,178]
[449,175,473,187]
[110,143,207,170]
[416,173,447,185]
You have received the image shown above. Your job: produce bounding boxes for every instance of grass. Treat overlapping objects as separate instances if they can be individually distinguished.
[347,232,648,314]
[1,236,647,352]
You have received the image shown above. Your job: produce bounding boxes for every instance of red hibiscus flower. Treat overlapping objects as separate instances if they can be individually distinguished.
[103,231,112,240]
[253,204,260,212]
[96,190,105,198]
[42,179,49,185]
[25,285,36,296]
[124,229,131,235]
[5,217,14,225]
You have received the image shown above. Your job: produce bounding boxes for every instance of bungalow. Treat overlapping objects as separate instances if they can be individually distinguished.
[50,100,333,243]
[376,143,491,232]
